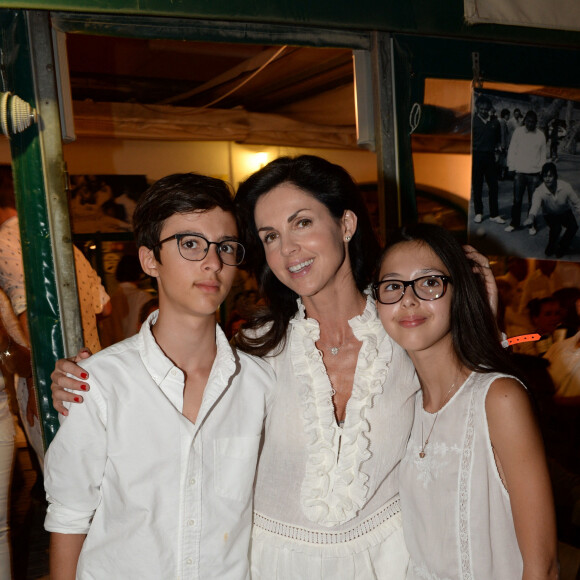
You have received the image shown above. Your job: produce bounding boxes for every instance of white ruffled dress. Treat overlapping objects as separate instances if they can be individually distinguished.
[251,295,419,579]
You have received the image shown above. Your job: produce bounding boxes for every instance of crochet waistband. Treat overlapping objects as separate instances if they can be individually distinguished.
[253,496,401,545]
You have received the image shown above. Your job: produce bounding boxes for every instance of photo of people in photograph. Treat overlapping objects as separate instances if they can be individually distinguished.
[468,88,580,262]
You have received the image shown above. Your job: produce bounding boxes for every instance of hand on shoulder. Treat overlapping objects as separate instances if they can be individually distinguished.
[50,348,92,415]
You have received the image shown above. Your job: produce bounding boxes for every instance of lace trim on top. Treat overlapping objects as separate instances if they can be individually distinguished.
[291,293,392,527]
[253,496,400,544]
[458,386,476,579]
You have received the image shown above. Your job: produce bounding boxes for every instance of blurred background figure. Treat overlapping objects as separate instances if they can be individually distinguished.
[99,254,152,347]
[520,259,558,313]
[553,287,580,339]
[225,289,259,339]
[545,292,580,398]
[518,296,563,356]
[553,260,580,291]
[0,286,32,580]
[496,257,529,336]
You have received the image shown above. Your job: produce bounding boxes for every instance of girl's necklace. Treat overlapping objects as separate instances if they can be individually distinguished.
[419,380,459,459]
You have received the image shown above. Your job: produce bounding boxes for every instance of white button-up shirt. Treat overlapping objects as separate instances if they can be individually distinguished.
[44,312,275,579]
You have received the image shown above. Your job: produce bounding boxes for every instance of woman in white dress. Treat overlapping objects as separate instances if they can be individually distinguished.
[232,155,416,578]
[373,223,558,579]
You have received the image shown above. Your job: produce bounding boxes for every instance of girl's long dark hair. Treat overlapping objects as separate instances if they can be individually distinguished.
[378,223,522,379]
[233,155,380,356]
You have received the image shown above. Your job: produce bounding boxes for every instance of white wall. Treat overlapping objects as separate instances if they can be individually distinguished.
[0,135,470,204]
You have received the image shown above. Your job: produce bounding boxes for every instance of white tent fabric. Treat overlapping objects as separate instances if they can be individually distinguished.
[464,0,580,32]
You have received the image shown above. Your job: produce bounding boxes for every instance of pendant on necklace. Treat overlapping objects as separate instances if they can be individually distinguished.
[419,451,426,459]
[330,347,339,355]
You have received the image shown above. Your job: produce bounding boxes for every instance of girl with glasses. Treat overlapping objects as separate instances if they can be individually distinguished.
[375,223,558,579]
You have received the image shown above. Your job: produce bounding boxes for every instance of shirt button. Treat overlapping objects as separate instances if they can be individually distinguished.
[186,558,193,565]
[189,478,196,485]
[171,369,177,376]
[187,519,195,526]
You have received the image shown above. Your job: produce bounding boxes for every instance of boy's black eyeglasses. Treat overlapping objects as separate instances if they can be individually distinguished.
[156,233,245,266]
[372,275,452,305]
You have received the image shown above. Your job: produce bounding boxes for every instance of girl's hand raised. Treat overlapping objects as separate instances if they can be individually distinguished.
[463,245,498,316]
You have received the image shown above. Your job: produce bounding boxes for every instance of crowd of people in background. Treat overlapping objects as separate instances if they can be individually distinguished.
[496,255,580,559]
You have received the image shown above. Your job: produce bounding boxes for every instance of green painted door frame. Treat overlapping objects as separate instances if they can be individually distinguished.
[1,9,83,447]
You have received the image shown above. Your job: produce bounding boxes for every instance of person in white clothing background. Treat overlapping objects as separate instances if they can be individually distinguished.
[505,110,547,235]
[44,173,274,579]
[374,223,558,579]
[0,287,32,580]
[524,162,580,258]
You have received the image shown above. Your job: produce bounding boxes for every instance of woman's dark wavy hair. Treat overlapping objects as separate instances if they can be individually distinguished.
[376,223,522,379]
[233,155,380,356]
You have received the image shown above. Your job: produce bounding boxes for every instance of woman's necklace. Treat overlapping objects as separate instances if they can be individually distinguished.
[318,342,343,356]
[419,379,459,459]
[317,336,350,356]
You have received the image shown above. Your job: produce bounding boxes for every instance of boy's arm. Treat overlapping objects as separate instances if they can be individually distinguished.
[45,368,107,572]
[49,532,86,580]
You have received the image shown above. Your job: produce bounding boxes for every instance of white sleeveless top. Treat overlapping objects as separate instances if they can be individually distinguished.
[399,371,523,580]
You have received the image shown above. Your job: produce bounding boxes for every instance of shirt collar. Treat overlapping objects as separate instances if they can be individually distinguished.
[139,310,175,385]
[138,309,237,402]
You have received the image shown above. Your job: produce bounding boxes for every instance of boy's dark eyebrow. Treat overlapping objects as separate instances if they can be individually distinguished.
[172,230,240,242]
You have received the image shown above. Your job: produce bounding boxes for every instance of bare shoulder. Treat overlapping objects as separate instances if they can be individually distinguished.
[485,376,530,412]
[485,376,538,439]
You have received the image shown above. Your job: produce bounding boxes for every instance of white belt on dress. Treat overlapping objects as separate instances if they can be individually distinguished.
[253,496,401,545]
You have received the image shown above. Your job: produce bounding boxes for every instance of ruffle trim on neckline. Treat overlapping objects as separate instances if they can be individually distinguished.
[290,294,393,527]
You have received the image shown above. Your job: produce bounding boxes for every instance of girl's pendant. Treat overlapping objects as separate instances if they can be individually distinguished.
[419,451,426,459]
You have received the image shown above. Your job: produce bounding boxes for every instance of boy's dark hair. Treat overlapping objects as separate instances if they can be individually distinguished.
[376,223,522,380]
[524,110,538,124]
[132,173,237,262]
[500,108,510,119]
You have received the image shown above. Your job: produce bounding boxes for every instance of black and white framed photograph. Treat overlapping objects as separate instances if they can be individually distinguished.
[468,87,580,261]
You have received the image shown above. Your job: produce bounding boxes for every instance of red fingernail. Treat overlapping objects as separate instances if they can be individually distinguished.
[80,372,88,379]
[81,384,88,391]
[74,396,81,403]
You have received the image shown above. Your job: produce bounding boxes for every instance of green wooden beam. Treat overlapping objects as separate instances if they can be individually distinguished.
[0,9,82,447]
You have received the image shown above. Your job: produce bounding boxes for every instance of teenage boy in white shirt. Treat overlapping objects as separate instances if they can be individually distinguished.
[44,173,275,580]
